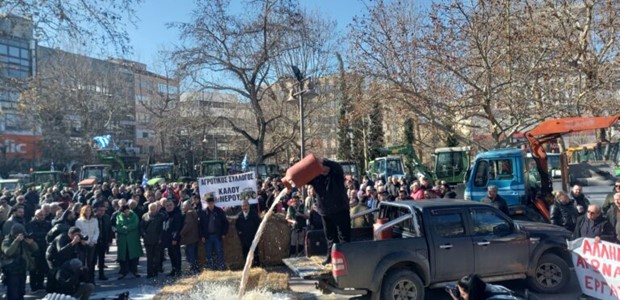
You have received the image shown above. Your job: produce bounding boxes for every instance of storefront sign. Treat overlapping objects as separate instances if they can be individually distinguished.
[0,134,41,160]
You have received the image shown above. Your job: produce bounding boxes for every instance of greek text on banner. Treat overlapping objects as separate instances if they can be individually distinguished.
[198,172,258,209]
[568,237,620,300]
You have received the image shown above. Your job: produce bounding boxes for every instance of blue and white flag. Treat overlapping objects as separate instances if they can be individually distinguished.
[93,134,112,149]
[241,154,248,172]
[141,174,148,189]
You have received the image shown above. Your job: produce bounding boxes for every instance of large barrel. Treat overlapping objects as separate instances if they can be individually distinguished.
[374,217,392,240]
[281,154,324,189]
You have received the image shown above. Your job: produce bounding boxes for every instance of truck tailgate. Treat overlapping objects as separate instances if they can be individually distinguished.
[282,256,331,279]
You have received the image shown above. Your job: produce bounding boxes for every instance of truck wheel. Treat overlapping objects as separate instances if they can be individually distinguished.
[528,253,570,293]
[381,269,425,300]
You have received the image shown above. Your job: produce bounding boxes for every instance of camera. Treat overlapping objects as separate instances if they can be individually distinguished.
[445,284,458,296]
[77,234,89,241]
[24,233,34,239]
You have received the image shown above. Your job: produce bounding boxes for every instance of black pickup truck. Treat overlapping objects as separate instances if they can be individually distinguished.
[284,199,573,300]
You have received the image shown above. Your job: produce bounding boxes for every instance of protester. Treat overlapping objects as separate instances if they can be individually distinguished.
[45,226,87,298]
[572,204,615,242]
[198,195,229,270]
[75,204,99,283]
[2,224,38,300]
[180,200,200,274]
[162,200,183,277]
[235,199,261,266]
[26,209,52,291]
[350,196,370,228]
[140,202,164,278]
[94,202,112,281]
[602,180,620,213]
[550,191,579,232]
[308,157,351,265]
[570,184,590,215]
[2,205,26,237]
[480,185,509,216]
[0,195,12,227]
[604,193,620,243]
[286,195,307,257]
[46,209,76,243]
[115,205,142,279]
[447,273,523,300]
[51,258,94,300]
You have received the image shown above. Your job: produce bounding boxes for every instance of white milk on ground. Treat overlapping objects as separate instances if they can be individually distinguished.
[163,282,292,300]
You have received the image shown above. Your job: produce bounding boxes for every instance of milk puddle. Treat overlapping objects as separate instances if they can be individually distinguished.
[161,281,292,300]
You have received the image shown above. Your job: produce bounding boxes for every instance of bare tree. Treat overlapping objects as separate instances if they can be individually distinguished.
[20,47,134,163]
[1,0,141,54]
[133,51,181,159]
[172,0,338,164]
[348,0,620,151]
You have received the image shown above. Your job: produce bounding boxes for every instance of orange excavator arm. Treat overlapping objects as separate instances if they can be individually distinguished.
[527,115,620,136]
[525,114,620,197]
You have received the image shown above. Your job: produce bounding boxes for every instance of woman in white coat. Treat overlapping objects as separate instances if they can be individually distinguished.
[75,204,99,283]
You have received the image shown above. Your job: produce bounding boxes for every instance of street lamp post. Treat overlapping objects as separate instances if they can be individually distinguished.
[287,65,318,201]
[287,65,318,161]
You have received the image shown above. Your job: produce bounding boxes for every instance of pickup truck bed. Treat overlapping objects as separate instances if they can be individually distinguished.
[283,256,330,279]
[284,200,573,300]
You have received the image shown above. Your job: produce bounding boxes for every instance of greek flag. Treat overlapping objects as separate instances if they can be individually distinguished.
[141,174,148,189]
[241,154,248,171]
[93,135,112,149]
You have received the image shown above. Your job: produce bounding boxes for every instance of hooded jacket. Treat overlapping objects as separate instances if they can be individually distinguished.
[46,210,74,243]
[1,223,38,274]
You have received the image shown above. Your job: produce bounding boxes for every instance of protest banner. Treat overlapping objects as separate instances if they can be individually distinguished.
[198,172,258,209]
[568,238,620,300]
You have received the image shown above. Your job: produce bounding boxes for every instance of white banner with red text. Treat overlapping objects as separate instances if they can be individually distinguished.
[568,238,620,300]
[198,172,258,209]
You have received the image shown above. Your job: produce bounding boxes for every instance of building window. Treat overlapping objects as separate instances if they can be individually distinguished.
[8,46,19,57]
[4,113,21,130]
[142,132,149,138]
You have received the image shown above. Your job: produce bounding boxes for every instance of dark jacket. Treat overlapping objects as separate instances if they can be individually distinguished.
[570,192,590,215]
[309,159,349,216]
[198,206,229,239]
[46,233,85,270]
[606,205,620,242]
[162,207,184,245]
[235,210,261,247]
[96,213,112,246]
[481,194,510,216]
[180,209,200,245]
[46,210,73,244]
[308,208,323,230]
[602,189,620,213]
[24,190,39,209]
[26,218,52,257]
[572,215,615,242]
[48,259,88,295]
[2,215,25,238]
[141,211,164,246]
[550,199,579,232]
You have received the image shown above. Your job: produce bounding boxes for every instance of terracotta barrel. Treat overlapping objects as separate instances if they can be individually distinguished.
[281,153,324,189]
[374,217,393,240]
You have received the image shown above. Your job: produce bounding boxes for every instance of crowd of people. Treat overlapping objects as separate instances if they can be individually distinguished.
[550,179,620,243]
[0,180,262,300]
[0,164,618,300]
